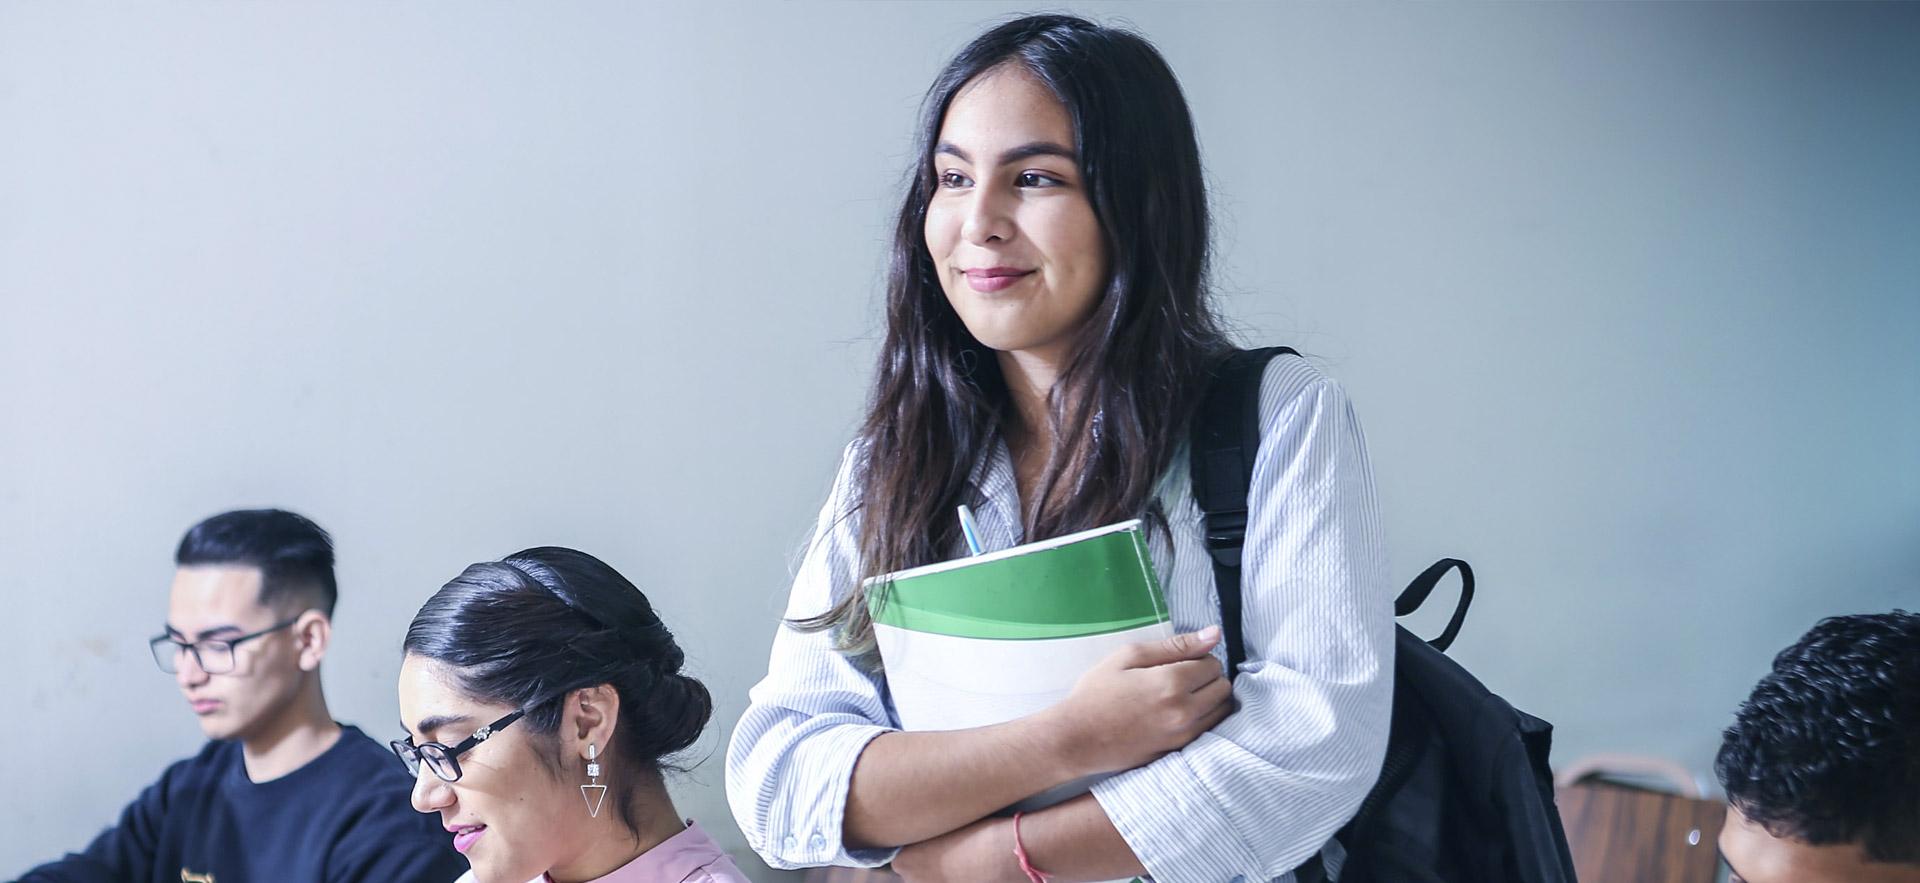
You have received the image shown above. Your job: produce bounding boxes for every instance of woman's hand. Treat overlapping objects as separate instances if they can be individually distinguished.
[842,627,1232,852]
[890,817,1025,883]
[1039,626,1234,779]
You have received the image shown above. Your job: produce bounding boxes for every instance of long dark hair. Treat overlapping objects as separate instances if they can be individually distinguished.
[403,547,713,835]
[799,14,1232,654]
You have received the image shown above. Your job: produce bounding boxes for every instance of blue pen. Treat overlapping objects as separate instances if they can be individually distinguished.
[956,504,985,555]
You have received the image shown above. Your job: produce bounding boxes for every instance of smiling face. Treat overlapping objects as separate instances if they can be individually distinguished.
[1719,804,1920,883]
[923,64,1108,370]
[397,655,587,883]
[165,565,315,741]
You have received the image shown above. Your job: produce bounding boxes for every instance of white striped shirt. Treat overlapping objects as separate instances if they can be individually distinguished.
[726,354,1394,883]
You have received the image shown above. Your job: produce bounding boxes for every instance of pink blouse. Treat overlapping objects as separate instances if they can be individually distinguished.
[457,821,751,883]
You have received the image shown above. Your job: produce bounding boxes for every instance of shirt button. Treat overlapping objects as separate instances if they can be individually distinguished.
[809,832,827,853]
[782,834,799,852]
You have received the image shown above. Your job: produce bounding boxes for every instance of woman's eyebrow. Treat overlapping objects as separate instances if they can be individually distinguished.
[996,141,1076,165]
[932,141,1077,166]
[412,713,473,740]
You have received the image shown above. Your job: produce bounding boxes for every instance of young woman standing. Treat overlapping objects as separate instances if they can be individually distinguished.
[728,15,1393,883]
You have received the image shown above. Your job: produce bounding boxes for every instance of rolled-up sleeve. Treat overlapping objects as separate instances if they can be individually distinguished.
[1092,364,1394,883]
[725,444,903,870]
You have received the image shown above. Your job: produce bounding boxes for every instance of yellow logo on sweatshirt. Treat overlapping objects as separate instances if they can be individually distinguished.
[180,869,215,883]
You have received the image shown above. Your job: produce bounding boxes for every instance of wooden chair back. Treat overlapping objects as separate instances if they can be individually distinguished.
[1555,754,1727,883]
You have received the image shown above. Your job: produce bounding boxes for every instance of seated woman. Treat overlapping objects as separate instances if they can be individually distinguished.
[394,546,748,883]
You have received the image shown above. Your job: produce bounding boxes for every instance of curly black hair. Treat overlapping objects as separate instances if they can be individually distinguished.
[1715,609,1920,863]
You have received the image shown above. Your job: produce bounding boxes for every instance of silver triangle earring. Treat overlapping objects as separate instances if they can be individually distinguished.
[581,743,607,818]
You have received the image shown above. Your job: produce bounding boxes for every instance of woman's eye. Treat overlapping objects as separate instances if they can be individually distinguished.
[938,171,972,189]
[1018,171,1062,187]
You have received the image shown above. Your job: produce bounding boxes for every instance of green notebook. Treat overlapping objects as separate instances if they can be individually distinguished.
[868,518,1173,813]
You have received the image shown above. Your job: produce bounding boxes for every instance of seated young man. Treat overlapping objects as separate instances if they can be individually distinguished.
[20,509,466,883]
[1716,609,1920,883]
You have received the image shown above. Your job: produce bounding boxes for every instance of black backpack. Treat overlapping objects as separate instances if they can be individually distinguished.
[1188,347,1577,883]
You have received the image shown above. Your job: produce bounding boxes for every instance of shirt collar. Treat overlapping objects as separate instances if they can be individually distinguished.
[539,821,726,883]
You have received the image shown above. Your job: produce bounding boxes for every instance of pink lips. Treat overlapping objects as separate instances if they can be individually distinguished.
[962,267,1032,293]
[450,825,486,854]
[190,699,221,715]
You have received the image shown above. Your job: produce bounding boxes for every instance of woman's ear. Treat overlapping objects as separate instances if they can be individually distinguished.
[559,684,622,764]
[293,609,331,672]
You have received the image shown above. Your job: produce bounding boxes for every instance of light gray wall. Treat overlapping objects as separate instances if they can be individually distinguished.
[2,2,1914,879]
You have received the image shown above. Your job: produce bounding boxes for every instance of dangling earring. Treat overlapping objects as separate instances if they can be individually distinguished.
[581,743,607,818]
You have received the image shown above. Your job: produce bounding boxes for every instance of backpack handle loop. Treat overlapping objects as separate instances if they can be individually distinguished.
[1396,558,1474,652]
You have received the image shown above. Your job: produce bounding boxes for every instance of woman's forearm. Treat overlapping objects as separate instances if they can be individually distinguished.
[843,712,1079,849]
[1019,793,1146,881]
[888,793,1145,883]
[847,627,1228,850]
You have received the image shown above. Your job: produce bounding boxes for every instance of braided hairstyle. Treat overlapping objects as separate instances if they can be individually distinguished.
[403,546,712,834]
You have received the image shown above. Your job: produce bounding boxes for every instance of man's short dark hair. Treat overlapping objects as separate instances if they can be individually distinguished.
[1715,609,1920,863]
[175,509,337,617]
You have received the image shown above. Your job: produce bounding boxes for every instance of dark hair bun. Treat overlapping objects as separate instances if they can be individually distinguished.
[631,671,713,760]
[616,618,685,678]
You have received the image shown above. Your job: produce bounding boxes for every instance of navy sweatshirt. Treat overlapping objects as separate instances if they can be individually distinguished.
[16,725,467,883]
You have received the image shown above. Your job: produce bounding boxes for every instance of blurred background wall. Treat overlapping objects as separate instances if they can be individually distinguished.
[3,2,1915,878]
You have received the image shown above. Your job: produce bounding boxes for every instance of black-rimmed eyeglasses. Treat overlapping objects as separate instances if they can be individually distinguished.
[390,710,527,783]
[149,617,301,675]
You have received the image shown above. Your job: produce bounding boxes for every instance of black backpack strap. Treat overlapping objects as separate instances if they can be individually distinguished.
[1396,558,1474,652]
[1192,350,1488,883]
[1189,346,1297,675]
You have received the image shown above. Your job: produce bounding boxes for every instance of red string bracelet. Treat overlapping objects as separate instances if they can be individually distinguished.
[1011,811,1053,883]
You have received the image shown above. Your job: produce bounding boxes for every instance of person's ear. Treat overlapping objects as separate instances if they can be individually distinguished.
[559,684,622,766]
[293,609,330,672]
